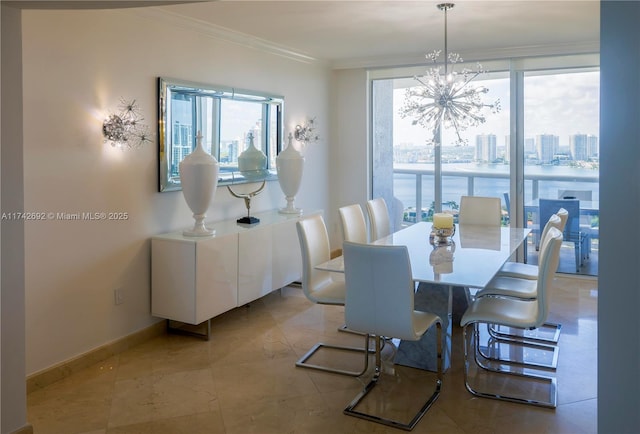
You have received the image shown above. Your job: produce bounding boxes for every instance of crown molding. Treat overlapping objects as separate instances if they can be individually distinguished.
[332,41,600,70]
[129,7,323,66]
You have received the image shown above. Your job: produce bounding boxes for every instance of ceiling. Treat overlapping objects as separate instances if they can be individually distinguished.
[154,1,600,68]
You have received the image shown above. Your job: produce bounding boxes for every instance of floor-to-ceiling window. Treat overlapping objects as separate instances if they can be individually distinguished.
[371,55,599,276]
[522,68,600,275]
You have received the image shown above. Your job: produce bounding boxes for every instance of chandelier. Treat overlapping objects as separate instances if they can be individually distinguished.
[400,3,500,146]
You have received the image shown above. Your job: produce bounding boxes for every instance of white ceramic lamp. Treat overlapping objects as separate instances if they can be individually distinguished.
[179,131,219,237]
[276,133,304,215]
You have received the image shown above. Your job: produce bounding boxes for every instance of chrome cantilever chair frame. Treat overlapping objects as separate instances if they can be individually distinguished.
[460,228,563,408]
[466,322,558,407]
[295,215,370,377]
[478,329,560,371]
[342,241,442,431]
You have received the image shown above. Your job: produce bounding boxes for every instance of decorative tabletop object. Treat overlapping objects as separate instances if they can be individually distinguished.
[276,133,305,215]
[179,131,219,237]
[227,180,266,225]
[430,212,455,245]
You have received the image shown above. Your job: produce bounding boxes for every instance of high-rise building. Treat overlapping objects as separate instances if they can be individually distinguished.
[475,134,497,162]
[170,121,194,178]
[536,134,559,163]
[587,134,599,159]
[570,134,589,161]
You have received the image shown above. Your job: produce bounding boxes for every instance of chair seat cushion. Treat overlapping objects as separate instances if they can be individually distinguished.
[411,310,440,340]
[309,278,346,305]
[461,296,539,329]
[476,276,537,299]
[498,262,537,280]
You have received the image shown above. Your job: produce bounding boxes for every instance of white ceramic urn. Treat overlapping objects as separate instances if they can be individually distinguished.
[237,133,268,181]
[179,131,219,237]
[276,133,304,215]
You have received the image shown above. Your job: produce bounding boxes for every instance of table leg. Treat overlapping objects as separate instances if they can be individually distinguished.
[395,283,452,372]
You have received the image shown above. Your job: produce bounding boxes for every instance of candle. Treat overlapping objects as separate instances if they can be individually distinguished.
[433,213,454,229]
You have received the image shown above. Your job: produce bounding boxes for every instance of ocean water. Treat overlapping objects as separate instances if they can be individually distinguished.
[392,162,599,211]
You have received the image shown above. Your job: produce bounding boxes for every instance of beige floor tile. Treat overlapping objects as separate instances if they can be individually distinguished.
[27,277,598,433]
[108,368,217,428]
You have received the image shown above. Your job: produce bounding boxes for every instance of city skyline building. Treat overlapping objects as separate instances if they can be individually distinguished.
[570,133,589,161]
[536,134,560,163]
[476,133,497,162]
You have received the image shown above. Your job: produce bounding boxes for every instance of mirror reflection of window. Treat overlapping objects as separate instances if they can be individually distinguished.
[169,93,196,179]
[158,77,284,191]
[220,99,263,174]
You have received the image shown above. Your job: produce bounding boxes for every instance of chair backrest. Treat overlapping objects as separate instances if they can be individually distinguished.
[558,189,592,201]
[343,241,418,340]
[366,198,391,241]
[458,196,502,226]
[539,214,562,264]
[556,208,569,232]
[339,204,368,243]
[539,198,580,242]
[296,214,337,304]
[535,227,563,325]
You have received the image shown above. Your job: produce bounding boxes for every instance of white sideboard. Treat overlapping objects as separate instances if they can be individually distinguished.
[151,210,318,336]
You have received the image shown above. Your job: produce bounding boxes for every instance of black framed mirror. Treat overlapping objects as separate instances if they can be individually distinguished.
[158,77,284,192]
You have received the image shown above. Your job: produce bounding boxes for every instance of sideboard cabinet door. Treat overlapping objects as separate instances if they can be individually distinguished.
[237,225,273,306]
[151,233,238,325]
[195,233,238,322]
[272,218,302,290]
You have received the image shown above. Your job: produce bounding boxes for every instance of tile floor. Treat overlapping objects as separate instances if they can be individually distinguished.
[27,275,598,434]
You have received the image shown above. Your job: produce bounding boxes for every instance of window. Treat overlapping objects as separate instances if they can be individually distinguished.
[370,55,599,275]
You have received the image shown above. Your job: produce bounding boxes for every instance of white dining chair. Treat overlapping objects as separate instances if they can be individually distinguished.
[338,204,368,243]
[366,197,391,241]
[342,241,442,430]
[497,213,563,280]
[460,227,563,408]
[295,215,369,376]
[478,216,564,355]
[458,196,502,226]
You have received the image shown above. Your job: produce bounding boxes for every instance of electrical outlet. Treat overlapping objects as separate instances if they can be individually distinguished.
[114,288,124,305]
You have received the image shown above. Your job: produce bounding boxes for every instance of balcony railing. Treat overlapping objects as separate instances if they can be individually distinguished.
[394,165,599,223]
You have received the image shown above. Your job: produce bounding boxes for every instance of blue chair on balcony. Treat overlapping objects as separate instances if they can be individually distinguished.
[538,198,587,272]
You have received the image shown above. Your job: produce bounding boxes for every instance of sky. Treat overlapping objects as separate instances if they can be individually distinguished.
[393,70,600,148]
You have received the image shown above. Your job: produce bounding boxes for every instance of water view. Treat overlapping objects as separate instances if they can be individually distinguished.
[393,162,599,212]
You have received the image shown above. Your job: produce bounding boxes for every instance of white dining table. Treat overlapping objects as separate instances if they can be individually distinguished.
[319,222,530,287]
[317,222,531,372]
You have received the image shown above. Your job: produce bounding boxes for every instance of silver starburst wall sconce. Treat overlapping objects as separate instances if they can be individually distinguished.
[102,98,153,150]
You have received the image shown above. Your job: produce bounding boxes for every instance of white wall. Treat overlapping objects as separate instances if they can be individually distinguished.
[328,68,369,247]
[21,8,331,375]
